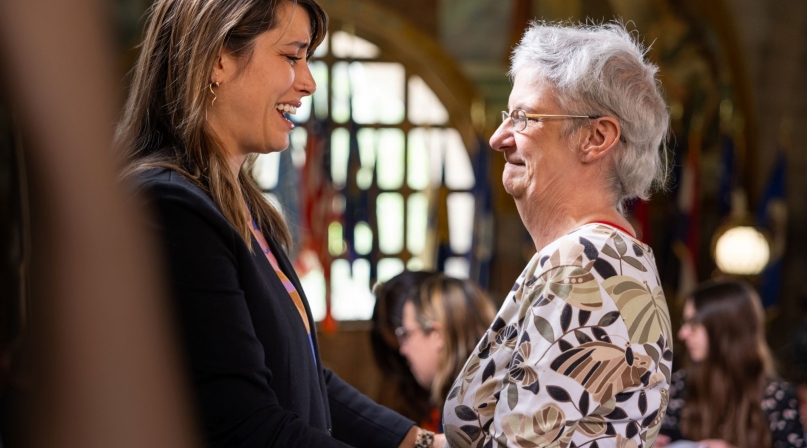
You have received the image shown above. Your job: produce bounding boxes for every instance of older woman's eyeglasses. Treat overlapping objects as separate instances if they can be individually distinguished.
[502,109,596,132]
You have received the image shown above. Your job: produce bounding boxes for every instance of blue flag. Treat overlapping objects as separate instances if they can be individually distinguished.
[470,138,493,289]
[756,150,787,308]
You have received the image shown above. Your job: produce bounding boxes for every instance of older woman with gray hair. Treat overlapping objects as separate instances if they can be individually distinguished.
[442,22,672,448]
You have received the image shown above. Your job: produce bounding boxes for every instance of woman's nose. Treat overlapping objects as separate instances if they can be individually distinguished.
[297,63,316,96]
[489,122,513,152]
[677,325,688,341]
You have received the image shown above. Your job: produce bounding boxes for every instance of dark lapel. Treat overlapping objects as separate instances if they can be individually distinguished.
[264,235,332,428]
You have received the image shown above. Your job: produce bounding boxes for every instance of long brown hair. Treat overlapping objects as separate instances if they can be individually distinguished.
[408,275,497,405]
[115,0,327,248]
[681,279,774,447]
[371,271,439,423]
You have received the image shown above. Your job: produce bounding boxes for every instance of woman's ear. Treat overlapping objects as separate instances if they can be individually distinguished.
[210,54,224,85]
[211,47,238,84]
[579,116,621,163]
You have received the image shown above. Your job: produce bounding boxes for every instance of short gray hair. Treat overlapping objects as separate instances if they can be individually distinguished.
[510,21,670,206]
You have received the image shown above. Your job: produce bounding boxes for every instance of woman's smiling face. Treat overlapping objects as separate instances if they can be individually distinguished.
[209,3,316,160]
[488,73,582,202]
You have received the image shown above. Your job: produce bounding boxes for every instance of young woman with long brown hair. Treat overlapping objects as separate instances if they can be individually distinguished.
[371,271,439,429]
[395,274,497,423]
[116,0,444,446]
[657,279,804,448]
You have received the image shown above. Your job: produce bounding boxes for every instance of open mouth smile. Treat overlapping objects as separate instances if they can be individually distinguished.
[275,102,300,129]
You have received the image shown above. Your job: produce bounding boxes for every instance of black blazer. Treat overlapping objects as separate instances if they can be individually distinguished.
[135,168,414,448]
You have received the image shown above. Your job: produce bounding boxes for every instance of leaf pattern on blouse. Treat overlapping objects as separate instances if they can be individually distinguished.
[443,224,672,448]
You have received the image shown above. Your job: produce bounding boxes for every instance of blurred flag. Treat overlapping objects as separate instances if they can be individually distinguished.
[432,145,452,273]
[342,99,371,271]
[274,143,302,255]
[756,149,787,308]
[470,138,493,289]
[673,129,701,302]
[299,105,337,332]
[717,133,735,218]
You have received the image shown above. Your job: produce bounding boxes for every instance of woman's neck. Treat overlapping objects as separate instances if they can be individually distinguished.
[517,191,632,253]
[228,153,246,178]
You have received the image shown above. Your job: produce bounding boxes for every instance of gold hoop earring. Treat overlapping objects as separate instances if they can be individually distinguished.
[209,81,220,106]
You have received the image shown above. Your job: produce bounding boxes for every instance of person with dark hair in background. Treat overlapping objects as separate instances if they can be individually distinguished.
[657,279,804,448]
[371,271,440,431]
[372,272,496,434]
[397,275,497,419]
[115,0,445,446]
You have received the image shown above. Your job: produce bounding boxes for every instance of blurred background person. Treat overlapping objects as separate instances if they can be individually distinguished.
[396,274,497,431]
[658,279,804,448]
[371,271,439,431]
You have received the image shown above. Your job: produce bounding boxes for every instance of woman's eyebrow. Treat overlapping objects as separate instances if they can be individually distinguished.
[282,40,310,49]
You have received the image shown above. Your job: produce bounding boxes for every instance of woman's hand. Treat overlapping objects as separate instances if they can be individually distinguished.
[432,433,446,448]
[697,440,737,448]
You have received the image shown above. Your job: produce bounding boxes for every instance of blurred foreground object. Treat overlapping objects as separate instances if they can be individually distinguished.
[0,1,198,447]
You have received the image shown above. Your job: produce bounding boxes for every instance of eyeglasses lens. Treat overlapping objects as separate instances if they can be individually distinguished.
[502,110,526,131]
[394,327,409,345]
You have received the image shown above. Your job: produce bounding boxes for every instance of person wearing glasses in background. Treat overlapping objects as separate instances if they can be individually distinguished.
[394,274,497,432]
[656,279,804,448]
[442,22,673,447]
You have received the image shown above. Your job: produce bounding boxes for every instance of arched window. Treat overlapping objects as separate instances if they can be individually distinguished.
[252,27,480,322]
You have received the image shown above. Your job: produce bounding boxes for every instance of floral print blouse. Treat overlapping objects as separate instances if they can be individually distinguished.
[662,370,805,448]
[443,224,673,448]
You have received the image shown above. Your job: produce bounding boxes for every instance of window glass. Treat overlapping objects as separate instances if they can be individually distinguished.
[444,257,470,279]
[299,266,327,321]
[313,32,329,58]
[444,129,475,190]
[328,221,345,256]
[331,30,380,58]
[407,128,430,190]
[290,127,308,168]
[408,75,449,125]
[407,193,428,255]
[332,61,351,123]
[377,192,404,254]
[331,127,350,189]
[447,192,475,254]
[331,259,375,320]
[253,153,280,190]
[311,61,329,119]
[407,257,425,271]
[356,128,377,190]
[376,128,405,190]
[429,129,446,187]
[349,62,405,124]
[296,96,312,123]
[354,222,373,256]
[377,258,405,283]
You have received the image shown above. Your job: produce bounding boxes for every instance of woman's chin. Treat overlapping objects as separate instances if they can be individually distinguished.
[502,176,526,199]
[263,135,291,154]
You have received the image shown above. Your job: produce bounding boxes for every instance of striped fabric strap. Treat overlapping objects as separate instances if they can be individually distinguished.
[248,219,311,334]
